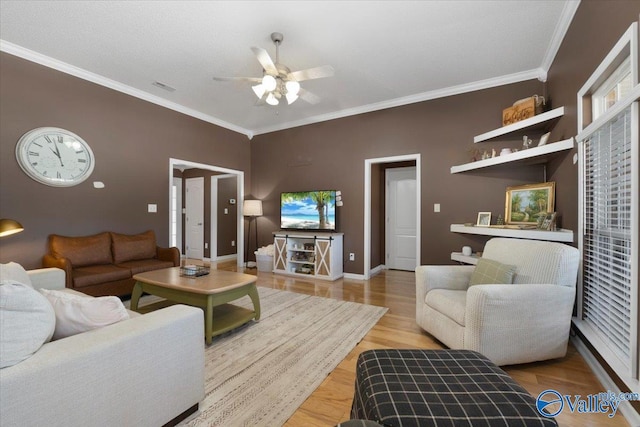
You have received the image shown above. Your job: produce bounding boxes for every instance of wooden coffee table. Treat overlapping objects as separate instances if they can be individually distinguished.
[130,267,260,344]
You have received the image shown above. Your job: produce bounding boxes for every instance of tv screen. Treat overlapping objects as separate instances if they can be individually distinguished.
[280,191,336,230]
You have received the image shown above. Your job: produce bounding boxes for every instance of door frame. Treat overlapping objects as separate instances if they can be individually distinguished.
[364,154,421,280]
[385,166,417,271]
[169,158,245,267]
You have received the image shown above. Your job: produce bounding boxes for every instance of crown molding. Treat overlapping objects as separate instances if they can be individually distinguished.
[540,0,581,74]
[0,40,254,139]
[251,68,544,136]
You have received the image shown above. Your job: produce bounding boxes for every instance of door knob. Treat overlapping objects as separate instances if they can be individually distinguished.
[198,222,203,226]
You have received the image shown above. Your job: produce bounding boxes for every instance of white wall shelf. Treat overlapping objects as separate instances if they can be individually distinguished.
[450,224,573,242]
[451,252,480,265]
[474,107,565,143]
[451,137,574,174]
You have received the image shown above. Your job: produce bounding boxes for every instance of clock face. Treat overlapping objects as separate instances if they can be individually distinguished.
[15,127,95,187]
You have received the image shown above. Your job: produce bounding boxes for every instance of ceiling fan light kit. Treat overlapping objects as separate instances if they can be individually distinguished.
[214,32,334,106]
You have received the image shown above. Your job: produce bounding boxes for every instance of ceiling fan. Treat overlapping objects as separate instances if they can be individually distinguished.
[213,32,334,106]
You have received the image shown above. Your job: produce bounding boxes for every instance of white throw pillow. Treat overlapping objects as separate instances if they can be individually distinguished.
[0,262,32,288]
[40,289,130,340]
[0,281,55,368]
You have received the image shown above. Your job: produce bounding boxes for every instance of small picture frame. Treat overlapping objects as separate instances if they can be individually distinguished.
[538,212,557,231]
[476,212,492,227]
[538,132,551,147]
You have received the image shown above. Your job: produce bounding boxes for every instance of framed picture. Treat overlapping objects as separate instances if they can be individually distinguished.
[476,212,492,227]
[505,182,555,225]
[538,131,551,147]
[538,212,557,230]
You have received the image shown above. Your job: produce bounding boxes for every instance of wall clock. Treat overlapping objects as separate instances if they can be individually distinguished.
[15,127,95,187]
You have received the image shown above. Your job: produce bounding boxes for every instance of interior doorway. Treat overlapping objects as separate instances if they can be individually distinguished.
[169,158,245,267]
[364,154,421,280]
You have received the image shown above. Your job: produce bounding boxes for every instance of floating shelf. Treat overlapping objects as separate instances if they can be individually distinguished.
[451,252,480,265]
[451,138,574,174]
[474,107,565,143]
[450,224,574,243]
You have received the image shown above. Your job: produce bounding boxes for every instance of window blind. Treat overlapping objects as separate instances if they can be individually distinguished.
[582,106,633,367]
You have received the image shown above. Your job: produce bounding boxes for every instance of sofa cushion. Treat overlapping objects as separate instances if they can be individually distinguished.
[0,262,32,288]
[111,231,157,264]
[468,258,516,286]
[0,281,55,368]
[72,264,131,288]
[116,259,175,275]
[50,232,113,267]
[425,289,467,326]
[40,288,130,340]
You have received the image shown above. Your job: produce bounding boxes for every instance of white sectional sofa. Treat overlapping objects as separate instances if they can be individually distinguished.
[0,268,205,427]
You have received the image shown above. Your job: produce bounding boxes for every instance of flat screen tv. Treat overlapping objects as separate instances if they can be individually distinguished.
[280,190,336,230]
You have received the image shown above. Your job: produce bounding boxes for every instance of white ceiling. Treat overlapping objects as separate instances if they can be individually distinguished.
[0,1,579,139]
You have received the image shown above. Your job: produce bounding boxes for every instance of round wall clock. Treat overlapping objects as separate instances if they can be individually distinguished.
[15,127,95,187]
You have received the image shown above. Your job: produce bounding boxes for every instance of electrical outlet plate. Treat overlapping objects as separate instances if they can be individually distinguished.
[349,253,355,261]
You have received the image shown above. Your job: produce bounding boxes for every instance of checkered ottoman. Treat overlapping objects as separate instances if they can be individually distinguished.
[351,349,557,427]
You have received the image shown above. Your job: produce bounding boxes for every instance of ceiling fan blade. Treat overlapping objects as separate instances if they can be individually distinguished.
[298,88,321,105]
[213,76,262,83]
[250,47,278,75]
[289,65,334,82]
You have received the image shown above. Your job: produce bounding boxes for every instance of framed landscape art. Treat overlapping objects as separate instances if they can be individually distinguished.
[505,182,555,225]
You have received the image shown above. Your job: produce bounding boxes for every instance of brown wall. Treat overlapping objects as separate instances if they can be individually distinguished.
[0,53,250,269]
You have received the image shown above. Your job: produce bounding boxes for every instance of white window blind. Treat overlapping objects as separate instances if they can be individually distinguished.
[581,106,633,367]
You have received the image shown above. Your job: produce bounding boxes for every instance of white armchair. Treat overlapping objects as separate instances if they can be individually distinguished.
[416,238,579,366]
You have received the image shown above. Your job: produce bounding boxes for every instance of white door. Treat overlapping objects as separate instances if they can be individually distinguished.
[185,177,204,260]
[386,167,417,271]
[171,177,183,254]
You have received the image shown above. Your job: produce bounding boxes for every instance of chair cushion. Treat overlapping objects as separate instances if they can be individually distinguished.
[115,259,175,275]
[0,262,32,288]
[425,289,467,326]
[72,264,131,288]
[0,281,55,368]
[111,231,157,264]
[468,258,516,286]
[40,288,130,340]
[50,232,113,267]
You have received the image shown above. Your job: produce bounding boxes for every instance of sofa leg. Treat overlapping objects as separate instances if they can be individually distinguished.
[162,403,199,427]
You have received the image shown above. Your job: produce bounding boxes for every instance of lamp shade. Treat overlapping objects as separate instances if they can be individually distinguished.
[0,219,24,237]
[243,200,263,217]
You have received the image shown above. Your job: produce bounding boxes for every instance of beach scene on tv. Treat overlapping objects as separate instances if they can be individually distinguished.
[281,191,336,230]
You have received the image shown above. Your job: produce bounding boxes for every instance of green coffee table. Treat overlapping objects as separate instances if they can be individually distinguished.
[131,267,260,344]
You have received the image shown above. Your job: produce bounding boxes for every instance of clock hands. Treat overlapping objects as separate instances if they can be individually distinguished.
[45,135,65,167]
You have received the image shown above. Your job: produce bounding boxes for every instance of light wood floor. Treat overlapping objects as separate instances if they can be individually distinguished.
[203,260,630,427]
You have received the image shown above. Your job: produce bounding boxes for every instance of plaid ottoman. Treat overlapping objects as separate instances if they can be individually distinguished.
[351,349,557,427]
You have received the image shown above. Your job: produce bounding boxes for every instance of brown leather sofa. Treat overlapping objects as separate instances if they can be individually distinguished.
[43,230,180,297]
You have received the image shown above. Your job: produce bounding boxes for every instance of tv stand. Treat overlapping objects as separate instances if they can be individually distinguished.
[273,231,343,281]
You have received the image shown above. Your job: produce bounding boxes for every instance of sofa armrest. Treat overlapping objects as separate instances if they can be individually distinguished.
[0,305,205,427]
[26,268,66,291]
[464,284,576,365]
[416,265,474,324]
[42,254,73,288]
[157,246,180,266]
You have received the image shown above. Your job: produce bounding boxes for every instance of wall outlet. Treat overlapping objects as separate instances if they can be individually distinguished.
[434,203,441,213]
[231,240,235,247]
[147,203,157,213]
[204,243,208,249]
[349,253,355,261]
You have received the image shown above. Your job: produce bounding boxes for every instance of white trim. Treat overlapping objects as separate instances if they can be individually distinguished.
[364,154,421,280]
[215,254,238,263]
[539,0,581,73]
[571,335,640,425]
[169,158,245,268]
[0,40,254,139]
[577,85,640,142]
[343,272,366,281]
[370,264,387,277]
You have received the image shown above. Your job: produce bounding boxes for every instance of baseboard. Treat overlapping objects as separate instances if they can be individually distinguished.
[343,273,365,280]
[344,265,387,281]
[370,264,387,276]
[571,335,640,426]
[215,254,237,262]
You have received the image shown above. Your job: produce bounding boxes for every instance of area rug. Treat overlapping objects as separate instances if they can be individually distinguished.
[134,287,387,426]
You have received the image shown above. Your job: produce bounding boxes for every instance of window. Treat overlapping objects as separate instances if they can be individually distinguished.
[575,22,639,393]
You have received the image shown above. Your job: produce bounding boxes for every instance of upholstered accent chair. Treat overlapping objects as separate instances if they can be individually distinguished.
[416,238,580,365]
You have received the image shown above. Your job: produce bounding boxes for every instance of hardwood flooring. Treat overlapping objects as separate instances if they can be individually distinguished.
[203,260,631,427]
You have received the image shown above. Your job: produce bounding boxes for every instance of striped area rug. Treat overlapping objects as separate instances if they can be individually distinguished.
[168,286,387,426]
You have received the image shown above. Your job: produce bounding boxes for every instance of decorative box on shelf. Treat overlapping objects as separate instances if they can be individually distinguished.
[180,265,210,277]
[502,95,545,126]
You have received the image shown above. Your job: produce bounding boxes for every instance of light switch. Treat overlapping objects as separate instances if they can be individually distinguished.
[434,203,441,213]
[224,208,229,214]
[148,204,157,213]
